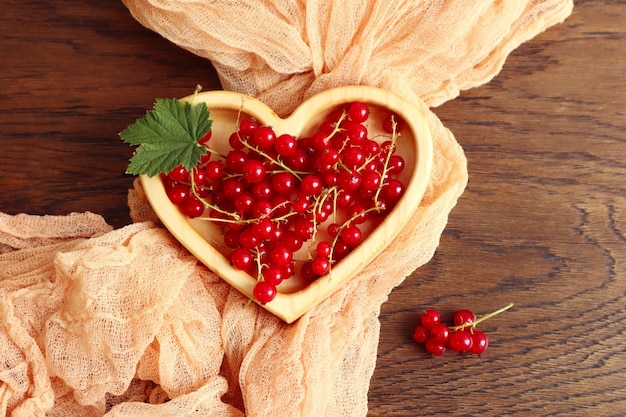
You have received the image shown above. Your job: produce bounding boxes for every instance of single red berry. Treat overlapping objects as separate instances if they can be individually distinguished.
[272,172,296,195]
[340,224,362,246]
[470,330,489,355]
[429,323,450,345]
[311,256,330,276]
[238,227,260,249]
[229,132,245,149]
[361,171,381,191]
[251,180,273,200]
[341,120,367,144]
[412,325,428,344]
[316,241,332,258]
[166,183,190,205]
[253,281,277,304]
[420,309,441,329]
[425,339,446,356]
[387,155,406,174]
[231,248,254,270]
[274,134,298,156]
[381,178,405,202]
[225,149,248,171]
[241,159,266,184]
[300,174,323,196]
[310,131,331,151]
[251,218,275,240]
[448,330,474,353]
[269,245,293,267]
[341,147,365,169]
[338,170,362,191]
[234,193,254,214]
[252,125,276,149]
[168,165,189,182]
[198,129,212,145]
[262,265,284,286]
[239,119,257,136]
[453,309,476,327]
[181,195,205,218]
[205,160,225,181]
[347,102,369,123]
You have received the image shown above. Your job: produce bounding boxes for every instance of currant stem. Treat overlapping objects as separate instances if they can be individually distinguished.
[449,303,514,331]
[373,115,399,205]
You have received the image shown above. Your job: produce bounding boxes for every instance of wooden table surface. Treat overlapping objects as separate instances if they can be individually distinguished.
[1,1,625,416]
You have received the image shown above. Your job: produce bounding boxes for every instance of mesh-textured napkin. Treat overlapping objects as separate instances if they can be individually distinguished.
[1,1,572,415]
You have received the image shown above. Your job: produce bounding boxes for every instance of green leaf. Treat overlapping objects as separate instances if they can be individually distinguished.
[120,98,213,177]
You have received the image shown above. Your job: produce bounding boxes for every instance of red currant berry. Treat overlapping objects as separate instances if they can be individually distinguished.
[238,227,260,249]
[429,323,450,345]
[340,224,362,246]
[222,178,245,200]
[251,218,275,240]
[225,149,248,171]
[262,265,284,286]
[251,199,273,218]
[274,134,297,157]
[316,241,332,258]
[341,120,367,144]
[205,160,225,181]
[272,172,296,195]
[241,159,266,184]
[251,126,276,149]
[347,102,369,123]
[231,248,254,270]
[361,171,381,191]
[166,183,190,205]
[311,256,330,276]
[239,119,257,136]
[470,330,489,355]
[412,325,428,344]
[338,170,362,191]
[387,155,405,174]
[168,165,189,182]
[420,309,441,329]
[198,129,212,145]
[253,281,277,304]
[251,180,274,200]
[300,174,323,196]
[425,339,446,356]
[269,245,293,267]
[310,131,331,151]
[448,330,474,353]
[234,193,254,214]
[228,132,245,149]
[181,195,204,218]
[327,223,340,237]
[341,147,365,169]
[381,178,405,202]
[453,309,476,327]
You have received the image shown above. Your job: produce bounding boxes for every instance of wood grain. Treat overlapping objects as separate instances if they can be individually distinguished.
[1,1,625,416]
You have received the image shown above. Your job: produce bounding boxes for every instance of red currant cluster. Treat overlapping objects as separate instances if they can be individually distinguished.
[162,102,408,304]
[412,303,513,356]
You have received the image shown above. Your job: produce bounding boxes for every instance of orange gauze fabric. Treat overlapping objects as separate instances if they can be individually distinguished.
[1,1,573,416]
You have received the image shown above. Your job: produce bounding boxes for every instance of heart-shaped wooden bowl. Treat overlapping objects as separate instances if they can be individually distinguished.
[140,86,432,323]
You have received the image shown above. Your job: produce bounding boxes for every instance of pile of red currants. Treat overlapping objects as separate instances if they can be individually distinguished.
[162,102,409,304]
[412,304,513,356]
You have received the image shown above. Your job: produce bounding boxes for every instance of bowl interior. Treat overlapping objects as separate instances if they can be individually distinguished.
[141,86,432,322]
